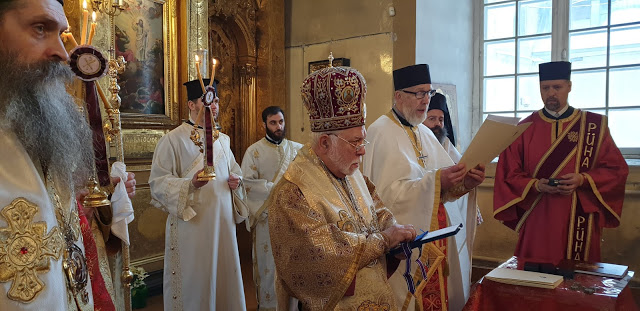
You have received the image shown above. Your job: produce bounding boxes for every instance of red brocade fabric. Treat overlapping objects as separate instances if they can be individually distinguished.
[421,203,449,311]
[463,257,638,311]
[78,203,115,311]
[300,66,367,132]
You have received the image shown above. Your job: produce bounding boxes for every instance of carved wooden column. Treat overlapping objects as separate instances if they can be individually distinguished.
[239,63,258,155]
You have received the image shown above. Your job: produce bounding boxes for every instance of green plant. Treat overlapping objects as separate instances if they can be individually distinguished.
[131,266,149,309]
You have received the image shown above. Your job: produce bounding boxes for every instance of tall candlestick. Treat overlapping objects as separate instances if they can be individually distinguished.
[81,0,89,45]
[209,59,217,86]
[96,83,113,110]
[195,55,205,92]
[87,11,97,45]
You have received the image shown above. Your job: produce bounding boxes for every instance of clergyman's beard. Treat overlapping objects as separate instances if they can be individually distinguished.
[327,138,359,177]
[398,104,426,126]
[266,125,285,142]
[429,125,448,144]
[544,97,562,112]
[0,52,94,192]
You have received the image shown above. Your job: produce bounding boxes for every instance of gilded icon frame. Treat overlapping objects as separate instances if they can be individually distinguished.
[115,0,180,129]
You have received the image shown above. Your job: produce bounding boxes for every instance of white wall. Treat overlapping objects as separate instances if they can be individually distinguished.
[415,0,474,151]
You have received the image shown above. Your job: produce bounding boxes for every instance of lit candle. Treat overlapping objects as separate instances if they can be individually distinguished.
[119,0,124,7]
[61,27,79,49]
[87,11,97,45]
[195,55,205,92]
[209,59,217,86]
[81,0,89,45]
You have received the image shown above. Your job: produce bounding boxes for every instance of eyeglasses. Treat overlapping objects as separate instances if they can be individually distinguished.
[401,89,436,99]
[329,134,369,152]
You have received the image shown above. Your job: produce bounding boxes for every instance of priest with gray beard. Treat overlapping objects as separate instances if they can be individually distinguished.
[0,0,133,309]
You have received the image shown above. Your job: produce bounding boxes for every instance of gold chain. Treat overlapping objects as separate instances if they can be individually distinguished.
[44,173,90,306]
[391,111,428,167]
[320,161,376,235]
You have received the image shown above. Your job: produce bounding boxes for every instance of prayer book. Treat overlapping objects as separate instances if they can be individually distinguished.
[389,223,462,255]
[459,115,531,173]
[574,262,629,279]
[485,267,563,289]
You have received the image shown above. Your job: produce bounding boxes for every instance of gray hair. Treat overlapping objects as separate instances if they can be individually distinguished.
[310,130,343,148]
[0,50,94,193]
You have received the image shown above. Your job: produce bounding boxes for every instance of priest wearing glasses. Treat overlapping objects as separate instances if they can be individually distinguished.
[363,64,485,311]
[267,65,417,310]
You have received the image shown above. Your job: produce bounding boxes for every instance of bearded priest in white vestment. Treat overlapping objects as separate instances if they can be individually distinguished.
[423,92,484,252]
[0,1,102,310]
[363,64,486,311]
[241,106,302,310]
[149,79,247,310]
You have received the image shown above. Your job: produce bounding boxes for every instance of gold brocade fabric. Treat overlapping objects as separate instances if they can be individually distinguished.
[268,146,398,311]
[0,198,64,303]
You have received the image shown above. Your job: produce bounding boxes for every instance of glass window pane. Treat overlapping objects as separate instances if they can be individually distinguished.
[485,40,515,76]
[483,113,516,122]
[569,29,607,69]
[611,0,640,25]
[609,67,640,107]
[484,77,515,112]
[569,0,607,30]
[485,0,512,3]
[610,25,640,66]
[517,111,536,118]
[609,108,640,148]
[485,3,515,40]
[517,75,541,111]
[518,36,551,73]
[518,0,552,36]
[569,69,606,109]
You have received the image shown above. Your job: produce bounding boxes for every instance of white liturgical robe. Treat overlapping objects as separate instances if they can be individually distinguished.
[241,137,302,310]
[363,112,477,311]
[442,137,462,164]
[149,123,247,311]
[0,130,94,311]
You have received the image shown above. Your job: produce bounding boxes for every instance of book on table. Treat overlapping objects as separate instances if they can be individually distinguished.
[573,262,629,279]
[485,267,564,289]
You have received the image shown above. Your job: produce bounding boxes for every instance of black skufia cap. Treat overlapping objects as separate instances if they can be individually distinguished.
[539,61,571,81]
[393,64,431,90]
[428,92,456,146]
[183,79,219,101]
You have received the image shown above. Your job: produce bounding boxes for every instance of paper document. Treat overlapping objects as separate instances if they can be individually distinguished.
[459,115,531,172]
[485,267,563,289]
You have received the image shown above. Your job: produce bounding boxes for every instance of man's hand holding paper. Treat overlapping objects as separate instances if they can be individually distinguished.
[459,115,531,172]
[464,164,486,189]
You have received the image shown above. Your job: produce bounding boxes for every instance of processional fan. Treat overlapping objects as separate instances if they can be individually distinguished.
[61,0,133,310]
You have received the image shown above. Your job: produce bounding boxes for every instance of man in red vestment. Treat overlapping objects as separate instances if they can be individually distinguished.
[493,61,628,265]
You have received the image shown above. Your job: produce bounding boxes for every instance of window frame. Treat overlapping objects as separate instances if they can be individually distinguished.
[474,0,640,158]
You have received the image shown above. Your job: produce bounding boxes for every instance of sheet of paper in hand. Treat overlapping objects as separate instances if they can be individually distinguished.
[389,223,463,255]
[459,115,531,173]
